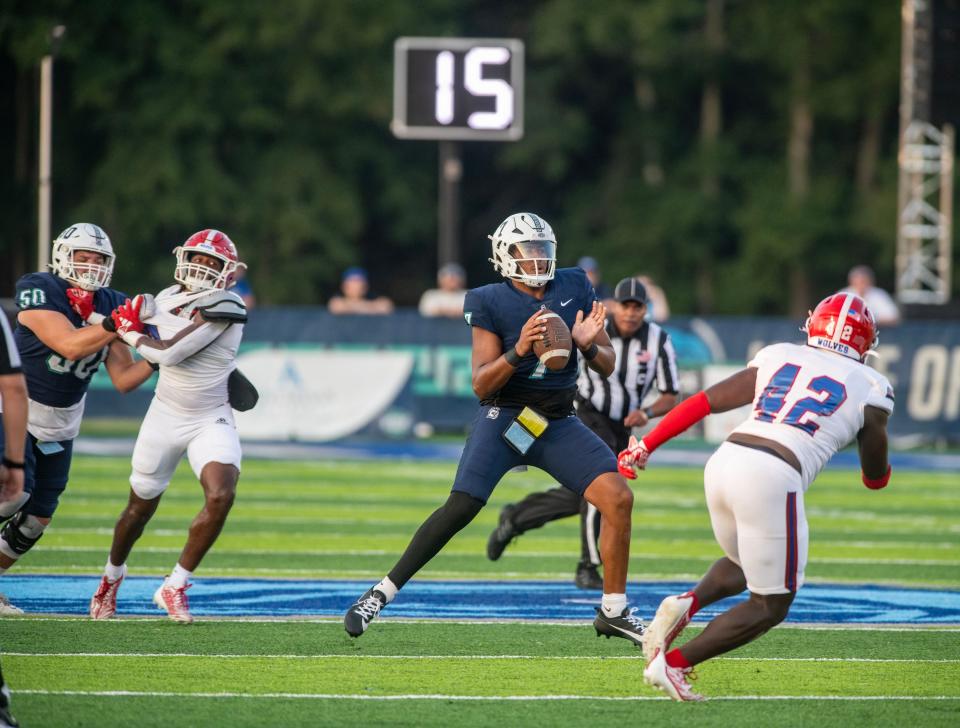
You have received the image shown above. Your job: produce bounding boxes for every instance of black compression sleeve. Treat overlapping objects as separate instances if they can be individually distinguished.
[388,491,484,588]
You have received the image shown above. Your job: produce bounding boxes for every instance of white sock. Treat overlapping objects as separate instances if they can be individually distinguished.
[104,560,126,582]
[601,592,627,617]
[166,563,193,589]
[374,576,399,603]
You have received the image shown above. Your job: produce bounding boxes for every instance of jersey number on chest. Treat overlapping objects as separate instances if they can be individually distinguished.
[755,363,847,436]
[17,288,47,308]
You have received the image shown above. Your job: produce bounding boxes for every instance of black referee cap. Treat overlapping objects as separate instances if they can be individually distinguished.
[613,277,648,305]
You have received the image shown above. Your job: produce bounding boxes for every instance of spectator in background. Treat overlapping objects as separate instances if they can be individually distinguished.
[577,256,612,300]
[231,267,256,309]
[636,274,670,322]
[419,263,467,318]
[328,267,394,315]
[842,265,900,326]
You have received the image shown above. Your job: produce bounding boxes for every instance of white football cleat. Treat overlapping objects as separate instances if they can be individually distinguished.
[89,575,124,619]
[643,648,704,702]
[642,591,695,664]
[154,581,193,624]
[0,593,23,616]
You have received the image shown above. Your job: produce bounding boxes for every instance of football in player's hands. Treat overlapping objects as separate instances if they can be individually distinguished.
[66,288,95,320]
[532,308,572,371]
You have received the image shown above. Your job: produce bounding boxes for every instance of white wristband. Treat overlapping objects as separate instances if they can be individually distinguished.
[86,312,105,326]
[120,330,143,347]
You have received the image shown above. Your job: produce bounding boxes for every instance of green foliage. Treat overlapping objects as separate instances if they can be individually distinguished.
[1,0,944,311]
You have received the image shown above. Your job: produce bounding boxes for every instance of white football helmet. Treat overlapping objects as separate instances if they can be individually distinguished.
[488,212,557,288]
[51,223,116,290]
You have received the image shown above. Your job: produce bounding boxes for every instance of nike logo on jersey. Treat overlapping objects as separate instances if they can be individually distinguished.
[560,298,574,307]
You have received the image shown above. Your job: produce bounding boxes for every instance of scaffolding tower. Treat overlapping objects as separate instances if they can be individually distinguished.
[897,0,955,304]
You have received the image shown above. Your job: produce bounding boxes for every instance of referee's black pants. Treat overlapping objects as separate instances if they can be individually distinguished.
[505,400,631,566]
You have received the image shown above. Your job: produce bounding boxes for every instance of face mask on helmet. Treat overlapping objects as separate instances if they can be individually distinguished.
[51,223,116,291]
[488,213,557,288]
[803,292,878,361]
[173,229,244,292]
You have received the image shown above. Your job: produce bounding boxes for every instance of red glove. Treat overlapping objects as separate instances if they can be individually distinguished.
[616,435,650,480]
[66,288,95,321]
[112,297,145,337]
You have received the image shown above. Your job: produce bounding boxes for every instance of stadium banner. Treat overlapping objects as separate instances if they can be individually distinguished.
[232,349,415,441]
[685,318,960,441]
[80,309,959,442]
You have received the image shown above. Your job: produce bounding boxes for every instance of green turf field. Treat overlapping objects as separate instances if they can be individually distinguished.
[3,456,959,726]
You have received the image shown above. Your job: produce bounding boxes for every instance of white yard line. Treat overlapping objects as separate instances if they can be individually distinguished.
[6,652,960,663]
[48,528,960,551]
[14,689,960,702]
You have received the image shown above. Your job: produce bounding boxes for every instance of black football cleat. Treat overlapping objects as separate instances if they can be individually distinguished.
[574,561,604,590]
[486,505,519,561]
[344,588,387,637]
[593,606,647,648]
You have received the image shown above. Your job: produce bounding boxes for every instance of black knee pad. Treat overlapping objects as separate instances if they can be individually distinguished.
[0,511,45,557]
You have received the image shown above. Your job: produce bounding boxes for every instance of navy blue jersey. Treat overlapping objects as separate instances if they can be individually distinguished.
[463,267,598,417]
[14,272,127,408]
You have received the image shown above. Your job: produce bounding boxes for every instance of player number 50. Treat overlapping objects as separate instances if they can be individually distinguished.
[435,47,514,130]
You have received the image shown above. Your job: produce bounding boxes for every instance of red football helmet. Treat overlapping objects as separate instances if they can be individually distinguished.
[803,292,878,361]
[173,229,245,291]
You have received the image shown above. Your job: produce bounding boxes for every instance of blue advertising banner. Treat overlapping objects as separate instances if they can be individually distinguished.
[80,309,958,442]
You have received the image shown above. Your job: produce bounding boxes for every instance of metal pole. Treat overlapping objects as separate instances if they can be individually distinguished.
[38,54,53,272]
[438,140,462,267]
[37,25,65,273]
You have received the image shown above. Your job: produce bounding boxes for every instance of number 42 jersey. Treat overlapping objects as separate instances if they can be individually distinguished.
[731,342,895,490]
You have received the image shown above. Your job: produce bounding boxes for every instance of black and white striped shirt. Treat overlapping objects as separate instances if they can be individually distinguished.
[577,318,679,422]
[0,312,22,376]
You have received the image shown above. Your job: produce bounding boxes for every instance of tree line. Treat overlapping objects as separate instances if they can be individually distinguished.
[2,0,949,315]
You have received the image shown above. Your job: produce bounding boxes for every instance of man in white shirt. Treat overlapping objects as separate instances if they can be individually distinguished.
[89,229,249,624]
[418,263,468,318]
[843,265,900,326]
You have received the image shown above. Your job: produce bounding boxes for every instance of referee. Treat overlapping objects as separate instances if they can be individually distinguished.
[486,277,680,589]
[1,305,28,726]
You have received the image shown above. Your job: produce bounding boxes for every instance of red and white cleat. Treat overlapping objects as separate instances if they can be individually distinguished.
[153,581,193,624]
[89,575,124,619]
[642,591,695,664]
[0,593,23,616]
[643,648,705,702]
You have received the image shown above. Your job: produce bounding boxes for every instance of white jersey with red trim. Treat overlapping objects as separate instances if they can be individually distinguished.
[141,285,244,413]
[730,342,894,489]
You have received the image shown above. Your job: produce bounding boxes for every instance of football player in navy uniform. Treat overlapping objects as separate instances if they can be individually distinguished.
[345,212,644,644]
[0,224,154,601]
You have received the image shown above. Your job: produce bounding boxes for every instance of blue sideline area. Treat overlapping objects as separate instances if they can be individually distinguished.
[74,437,960,472]
[5,576,959,623]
